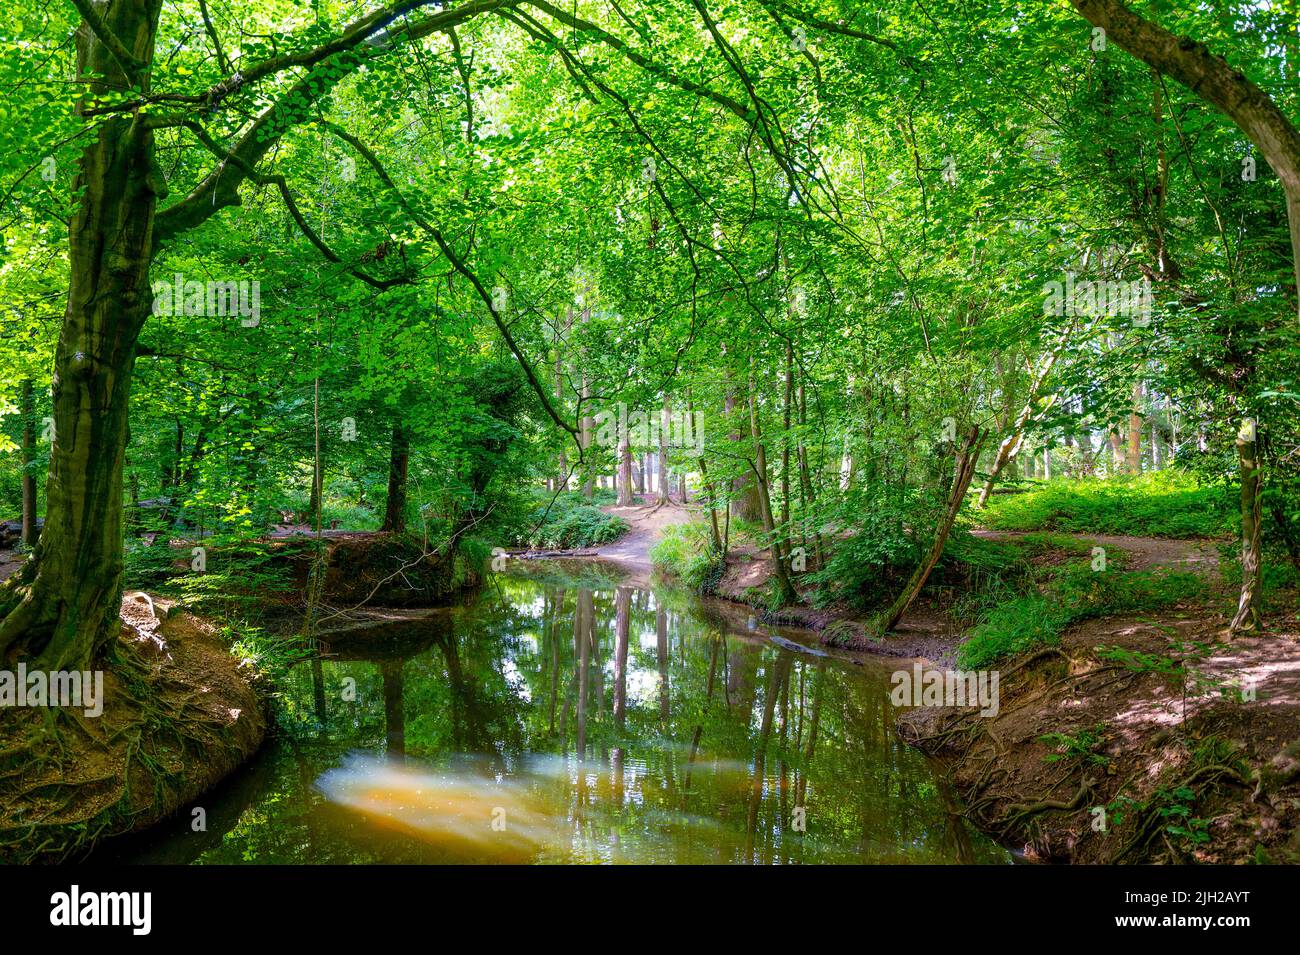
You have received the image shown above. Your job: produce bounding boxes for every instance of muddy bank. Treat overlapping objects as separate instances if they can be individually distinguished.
[704,551,959,661]
[0,592,266,863]
[128,531,483,611]
[898,600,1300,863]
[258,533,481,608]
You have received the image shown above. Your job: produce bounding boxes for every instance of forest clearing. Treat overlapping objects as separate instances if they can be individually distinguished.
[0,0,1297,931]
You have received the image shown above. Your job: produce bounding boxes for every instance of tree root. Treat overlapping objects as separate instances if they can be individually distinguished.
[1000,776,1096,836]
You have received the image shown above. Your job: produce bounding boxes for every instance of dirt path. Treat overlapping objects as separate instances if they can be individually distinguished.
[972,528,1221,573]
[595,496,696,569]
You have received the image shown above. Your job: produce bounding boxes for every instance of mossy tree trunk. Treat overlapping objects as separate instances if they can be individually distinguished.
[0,0,162,670]
[382,424,410,533]
[19,379,39,547]
[748,376,797,605]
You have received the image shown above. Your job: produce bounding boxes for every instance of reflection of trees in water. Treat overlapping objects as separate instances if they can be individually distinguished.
[142,577,1005,864]
[381,660,405,760]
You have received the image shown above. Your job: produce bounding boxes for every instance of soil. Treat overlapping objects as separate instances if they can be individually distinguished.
[899,598,1300,863]
[586,496,697,588]
[0,589,266,863]
[254,531,478,608]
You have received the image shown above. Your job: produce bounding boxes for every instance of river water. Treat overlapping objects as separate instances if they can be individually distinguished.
[109,566,1009,864]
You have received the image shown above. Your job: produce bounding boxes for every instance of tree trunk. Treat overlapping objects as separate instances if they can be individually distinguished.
[977,350,1061,506]
[0,1,162,670]
[1229,419,1263,634]
[617,430,633,506]
[20,379,39,547]
[382,423,409,533]
[553,312,568,492]
[725,382,761,520]
[657,393,672,504]
[879,426,984,634]
[748,376,797,605]
[1126,381,1144,474]
[781,343,793,528]
[580,367,594,499]
[688,389,724,553]
[1066,0,1300,322]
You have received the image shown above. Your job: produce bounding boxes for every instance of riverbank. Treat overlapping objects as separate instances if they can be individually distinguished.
[899,597,1300,863]
[0,529,482,862]
[581,504,1300,863]
[0,591,266,863]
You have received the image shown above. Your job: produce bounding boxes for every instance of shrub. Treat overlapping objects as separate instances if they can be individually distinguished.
[805,487,921,609]
[650,522,720,591]
[956,562,1206,669]
[509,492,628,549]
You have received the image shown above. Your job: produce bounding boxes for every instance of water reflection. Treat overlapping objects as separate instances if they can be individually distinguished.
[109,573,1009,865]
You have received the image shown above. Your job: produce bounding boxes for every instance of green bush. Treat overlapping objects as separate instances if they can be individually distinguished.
[650,522,720,591]
[978,472,1232,539]
[510,492,628,549]
[956,562,1207,669]
[805,488,921,609]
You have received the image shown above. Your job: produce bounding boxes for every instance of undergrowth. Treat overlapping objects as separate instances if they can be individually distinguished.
[649,521,721,591]
[978,472,1232,539]
[509,492,629,550]
[956,561,1207,670]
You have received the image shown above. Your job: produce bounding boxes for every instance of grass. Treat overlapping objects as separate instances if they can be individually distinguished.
[978,472,1233,539]
[956,560,1207,669]
[649,521,721,591]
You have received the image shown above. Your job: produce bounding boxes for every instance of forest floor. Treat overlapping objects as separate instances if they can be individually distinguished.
[596,495,695,570]
[901,592,1300,863]
[894,533,1300,864]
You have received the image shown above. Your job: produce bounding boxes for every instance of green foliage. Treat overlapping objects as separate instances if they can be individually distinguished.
[226,625,313,687]
[806,485,922,609]
[979,473,1233,539]
[124,535,294,619]
[1039,724,1110,766]
[510,493,629,550]
[649,522,720,591]
[957,563,1207,669]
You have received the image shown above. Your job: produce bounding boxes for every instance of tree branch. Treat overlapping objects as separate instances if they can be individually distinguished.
[155,0,515,243]
[318,121,581,440]
[68,0,144,85]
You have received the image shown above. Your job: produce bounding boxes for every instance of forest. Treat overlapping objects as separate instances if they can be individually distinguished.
[0,0,1298,882]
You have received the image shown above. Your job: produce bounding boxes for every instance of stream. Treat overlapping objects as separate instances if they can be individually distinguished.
[106,565,1010,864]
